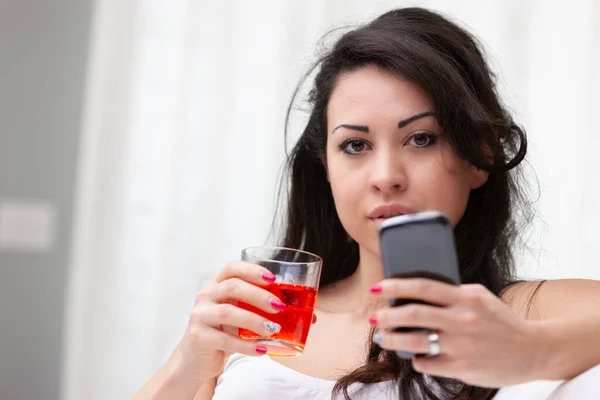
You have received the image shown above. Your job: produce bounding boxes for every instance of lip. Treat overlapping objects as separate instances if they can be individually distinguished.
[368,203,417,226]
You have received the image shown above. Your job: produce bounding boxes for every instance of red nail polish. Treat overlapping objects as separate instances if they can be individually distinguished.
[255,346,268,354]
[270,298,286,311]
[370,284,382,293]
[369,315,378,326]
[261,271,276,282]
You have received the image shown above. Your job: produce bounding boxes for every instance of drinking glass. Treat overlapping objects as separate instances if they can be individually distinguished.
[238,246,322,357]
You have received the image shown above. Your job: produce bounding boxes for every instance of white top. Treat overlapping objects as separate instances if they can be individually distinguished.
[212,353,569,400]
[213,353,425,400]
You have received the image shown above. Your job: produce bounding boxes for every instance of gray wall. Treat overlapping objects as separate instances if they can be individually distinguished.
[0,1,94,399]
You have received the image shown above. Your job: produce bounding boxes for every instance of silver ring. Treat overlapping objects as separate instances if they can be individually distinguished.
[427,332,441,356]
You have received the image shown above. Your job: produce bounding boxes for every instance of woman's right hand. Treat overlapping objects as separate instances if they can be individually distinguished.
[174,260,288,382]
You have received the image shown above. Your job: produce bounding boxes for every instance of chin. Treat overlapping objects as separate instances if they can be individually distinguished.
[340,217,381,257]
[352,233,381,261]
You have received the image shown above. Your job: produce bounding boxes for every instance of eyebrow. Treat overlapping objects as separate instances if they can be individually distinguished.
[331,111,436,134]
[398,111,435,129]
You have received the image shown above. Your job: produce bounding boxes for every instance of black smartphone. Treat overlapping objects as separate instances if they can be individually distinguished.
[378,211,460,358]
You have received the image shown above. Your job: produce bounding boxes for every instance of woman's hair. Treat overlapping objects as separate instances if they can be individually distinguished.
[274,7,531,400]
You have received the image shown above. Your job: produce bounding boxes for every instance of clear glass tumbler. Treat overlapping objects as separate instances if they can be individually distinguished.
[238,246,322,357]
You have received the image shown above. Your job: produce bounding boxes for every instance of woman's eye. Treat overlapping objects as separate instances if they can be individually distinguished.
[407,132,438,148]
[340,139,370,155]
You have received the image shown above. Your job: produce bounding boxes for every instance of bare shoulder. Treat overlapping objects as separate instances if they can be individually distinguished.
[501,279,600,320]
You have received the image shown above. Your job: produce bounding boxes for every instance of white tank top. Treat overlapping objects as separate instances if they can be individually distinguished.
[212,353,566,400]
[213,353,410,399]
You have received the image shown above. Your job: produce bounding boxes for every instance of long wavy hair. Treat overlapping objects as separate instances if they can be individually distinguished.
[273,7,532,400]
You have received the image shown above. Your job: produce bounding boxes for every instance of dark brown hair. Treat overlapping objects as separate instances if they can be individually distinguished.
[273,7,531,400]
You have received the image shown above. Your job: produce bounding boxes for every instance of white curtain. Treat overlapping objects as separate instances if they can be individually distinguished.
[61,0,600,399]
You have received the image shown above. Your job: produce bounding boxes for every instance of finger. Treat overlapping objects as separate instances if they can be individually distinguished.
[371,278,460,306]
[372,330,432,354]
[371,304,452,330]
[212,278,286,314]
[214,260,276,286]
[202,326,271,357]
[411,354,459,379]
[192,303,282,337]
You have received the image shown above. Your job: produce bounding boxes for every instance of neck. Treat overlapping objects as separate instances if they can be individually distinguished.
[316,245,388,318]
[346,246,385,297]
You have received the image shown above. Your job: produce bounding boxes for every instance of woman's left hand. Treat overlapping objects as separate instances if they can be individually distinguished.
[369,278,544,388]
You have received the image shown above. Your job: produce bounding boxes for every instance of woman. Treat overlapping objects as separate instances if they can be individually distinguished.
[134,7,600,400]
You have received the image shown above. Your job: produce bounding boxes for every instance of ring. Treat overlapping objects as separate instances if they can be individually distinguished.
[427,332,441,356]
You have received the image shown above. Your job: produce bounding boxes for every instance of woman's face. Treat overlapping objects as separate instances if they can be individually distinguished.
[326,65,487,258]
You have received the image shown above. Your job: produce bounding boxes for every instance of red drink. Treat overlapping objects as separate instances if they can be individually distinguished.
[238,282,317,357]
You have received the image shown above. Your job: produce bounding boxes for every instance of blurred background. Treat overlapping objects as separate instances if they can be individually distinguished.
[0,0,598,399]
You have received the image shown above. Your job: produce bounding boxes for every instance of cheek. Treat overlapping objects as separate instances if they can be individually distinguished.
[326,146,355,199]
[440,152,474,224]
[441,184,471,226]
[326,154,369,235]
[328,163,361,211]
[417,159,472,226]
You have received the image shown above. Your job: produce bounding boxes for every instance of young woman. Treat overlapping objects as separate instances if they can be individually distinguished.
[134,7,600,400]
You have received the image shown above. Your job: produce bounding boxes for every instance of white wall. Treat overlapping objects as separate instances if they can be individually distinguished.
[1,1,597,399]
[0,1,93,399]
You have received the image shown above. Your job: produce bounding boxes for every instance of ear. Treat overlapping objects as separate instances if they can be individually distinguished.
[469,166,488,189]
[469,142,493,189]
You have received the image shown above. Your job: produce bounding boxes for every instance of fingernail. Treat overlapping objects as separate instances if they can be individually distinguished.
[261,271,276,282]
[312,314,317,324]
[369,315,378,326]
[370,284,382,294]
[263,320,281,334]
[373,332,384,345]
[255,346,268,354]
[270,298,286,311]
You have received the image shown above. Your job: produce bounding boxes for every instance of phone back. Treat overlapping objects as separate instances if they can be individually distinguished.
[378,211,460,354]
[379,211,460,286]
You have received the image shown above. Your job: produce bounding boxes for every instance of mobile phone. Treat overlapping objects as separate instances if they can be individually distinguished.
[378,211,460,358]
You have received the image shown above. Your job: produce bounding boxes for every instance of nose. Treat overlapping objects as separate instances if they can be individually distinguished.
[368,150,407,194]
